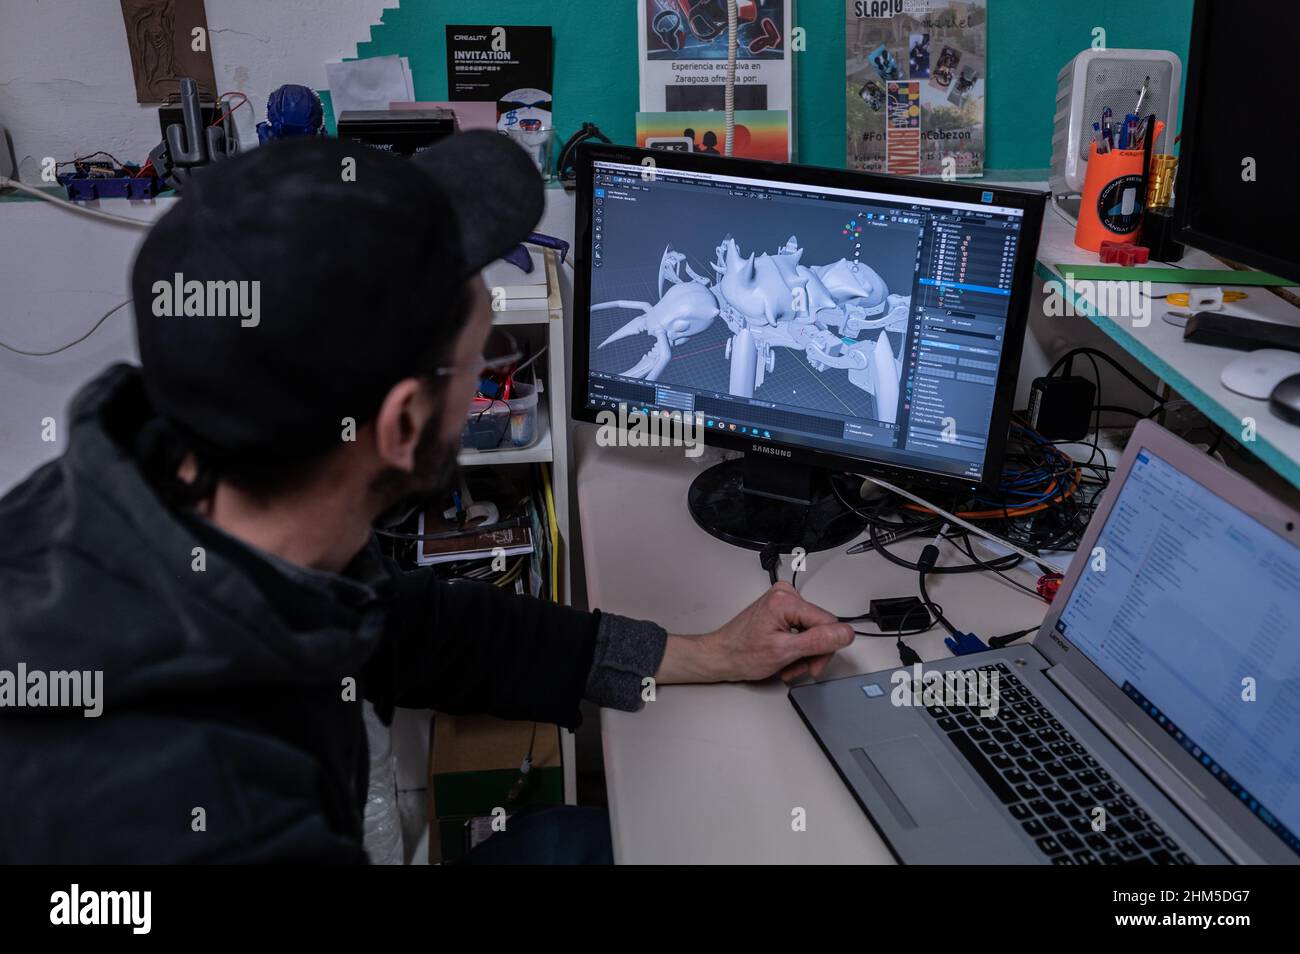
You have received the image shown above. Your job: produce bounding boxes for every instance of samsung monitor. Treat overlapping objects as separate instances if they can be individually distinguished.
[571,143,1047,551]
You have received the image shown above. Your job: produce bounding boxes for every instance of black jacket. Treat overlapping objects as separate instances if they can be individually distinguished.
[0,366,664,863]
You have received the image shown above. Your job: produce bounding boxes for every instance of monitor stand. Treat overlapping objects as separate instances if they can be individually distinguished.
[687,454,864,553]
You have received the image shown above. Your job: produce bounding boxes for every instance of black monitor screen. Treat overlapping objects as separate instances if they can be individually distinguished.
[576,154,1040,485]
[1177,0,1300,283]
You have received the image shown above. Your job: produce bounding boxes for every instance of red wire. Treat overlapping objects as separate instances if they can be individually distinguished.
[210,91,249,128]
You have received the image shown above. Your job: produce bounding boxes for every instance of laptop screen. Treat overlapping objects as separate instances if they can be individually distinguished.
[1054,448,1300,857]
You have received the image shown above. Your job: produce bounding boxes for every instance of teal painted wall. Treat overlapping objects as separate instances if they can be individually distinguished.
[346,0,1193,171]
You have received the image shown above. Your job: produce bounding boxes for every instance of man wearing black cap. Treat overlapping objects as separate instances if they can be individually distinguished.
[0,132,853,864]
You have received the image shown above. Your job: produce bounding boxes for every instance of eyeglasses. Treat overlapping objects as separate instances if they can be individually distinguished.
[432,326,522,378]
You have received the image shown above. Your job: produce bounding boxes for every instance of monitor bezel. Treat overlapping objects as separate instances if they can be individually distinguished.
[569,141,1048,494]
[1175,0,1300,284]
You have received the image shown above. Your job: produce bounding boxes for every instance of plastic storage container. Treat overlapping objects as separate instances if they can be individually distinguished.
[461,380,541,451]
[361,701,403,865]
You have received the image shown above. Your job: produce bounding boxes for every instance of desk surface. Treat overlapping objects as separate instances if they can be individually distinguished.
[576,433,1049,864]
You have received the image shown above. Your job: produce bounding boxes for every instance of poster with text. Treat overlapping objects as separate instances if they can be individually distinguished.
[636,109,789,161]
[446,25,553,133]
[638,0,794,160]
[846,0,986,177]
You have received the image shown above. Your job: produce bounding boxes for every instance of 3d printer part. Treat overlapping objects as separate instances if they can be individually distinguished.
[501,232,572,273]
[58,171,161,201]
[1036,573,1064,602]
[166,78,207,167]
[256,84,325,144]
[150,77,239,192]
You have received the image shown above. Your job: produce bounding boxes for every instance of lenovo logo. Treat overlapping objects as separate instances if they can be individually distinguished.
[1049,631,1070,653]
[751,444,790,458]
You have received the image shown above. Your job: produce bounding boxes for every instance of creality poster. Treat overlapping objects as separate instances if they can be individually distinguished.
[846,0,986,177]
[446,25,553,133]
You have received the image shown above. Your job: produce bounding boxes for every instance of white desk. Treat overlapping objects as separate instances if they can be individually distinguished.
[575,431,1049,864]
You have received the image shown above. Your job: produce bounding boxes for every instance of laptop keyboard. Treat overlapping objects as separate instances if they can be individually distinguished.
[926,662,1194,865]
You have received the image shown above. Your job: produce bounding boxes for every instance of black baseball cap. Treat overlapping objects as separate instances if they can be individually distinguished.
[131,131,543,467]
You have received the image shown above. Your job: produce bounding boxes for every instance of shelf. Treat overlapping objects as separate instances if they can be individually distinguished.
[1033,209,1300,491]
[457,395,553,466]
[487,243,564,327]
[492,305,550,325]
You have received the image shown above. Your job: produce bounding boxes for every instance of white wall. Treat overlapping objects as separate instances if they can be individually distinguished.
[0,0,398,180]
[0,185,579,496]
[0,199,154,493]
[0,0,401,493]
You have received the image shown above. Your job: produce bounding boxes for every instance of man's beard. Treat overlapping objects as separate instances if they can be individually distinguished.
[410,416,462,497]
[371,415,462,524]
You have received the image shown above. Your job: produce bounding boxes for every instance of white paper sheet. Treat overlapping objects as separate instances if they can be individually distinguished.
[325,55,412,114]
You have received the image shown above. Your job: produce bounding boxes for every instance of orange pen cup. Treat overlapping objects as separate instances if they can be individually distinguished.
[1074,142,1148,252]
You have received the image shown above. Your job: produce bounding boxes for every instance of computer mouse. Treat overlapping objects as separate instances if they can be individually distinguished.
[1268,373,1300,425]
[1221,349,1300,399]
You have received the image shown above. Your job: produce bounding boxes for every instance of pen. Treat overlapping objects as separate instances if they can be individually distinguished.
[1135,75,1150,114]
[1139,111,1155,224]
[1120,114,1137,150]
[846,522,935,554]
[1101,107,1113,151]
[1137,115,1159,148]
[1132,115,1150,147]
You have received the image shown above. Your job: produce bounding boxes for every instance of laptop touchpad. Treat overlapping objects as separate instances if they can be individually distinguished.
[852,737,979,829]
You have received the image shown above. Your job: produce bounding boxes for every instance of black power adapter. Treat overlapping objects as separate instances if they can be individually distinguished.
[869,596,930,632]
[1026,374,1096,440]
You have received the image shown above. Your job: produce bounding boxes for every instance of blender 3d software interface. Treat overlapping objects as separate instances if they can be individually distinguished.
[582,159,1026,481]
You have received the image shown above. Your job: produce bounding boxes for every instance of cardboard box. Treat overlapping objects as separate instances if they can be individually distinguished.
[427,714,563,864]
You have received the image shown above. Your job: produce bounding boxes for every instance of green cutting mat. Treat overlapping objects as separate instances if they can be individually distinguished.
[1053,266,1294,286]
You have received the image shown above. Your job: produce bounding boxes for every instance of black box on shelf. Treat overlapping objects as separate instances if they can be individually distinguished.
[336,108,458,157]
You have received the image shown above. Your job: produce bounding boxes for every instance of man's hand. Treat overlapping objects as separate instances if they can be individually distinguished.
[656,582,855,685]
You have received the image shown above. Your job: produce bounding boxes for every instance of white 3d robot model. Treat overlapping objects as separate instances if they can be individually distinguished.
[593,235,910,424]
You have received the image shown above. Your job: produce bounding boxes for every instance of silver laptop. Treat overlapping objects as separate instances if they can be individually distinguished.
[791,419,1300,864]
